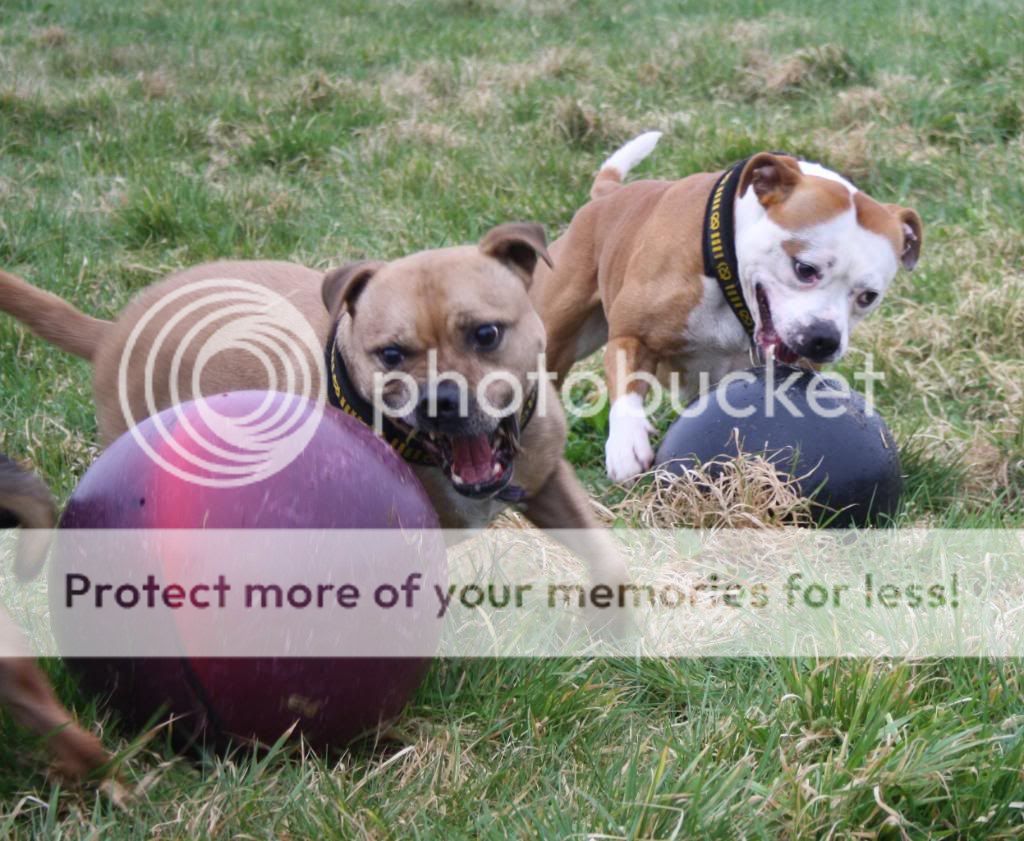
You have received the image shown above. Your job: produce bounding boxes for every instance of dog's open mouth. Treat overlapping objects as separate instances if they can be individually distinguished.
[754,283,800,365]
[419,416,519,498]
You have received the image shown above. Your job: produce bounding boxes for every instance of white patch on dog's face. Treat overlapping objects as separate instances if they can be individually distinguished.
[793,160,857,191]
[733,168,901,364]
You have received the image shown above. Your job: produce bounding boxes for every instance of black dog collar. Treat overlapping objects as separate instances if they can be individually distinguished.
[325,332,539,498]
[701,159,757,342]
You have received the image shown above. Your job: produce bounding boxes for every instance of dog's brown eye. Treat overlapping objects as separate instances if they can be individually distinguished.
[792,259,820,283]
[378,346,405,368]
[471,323,503,351]
[857,290,879,308]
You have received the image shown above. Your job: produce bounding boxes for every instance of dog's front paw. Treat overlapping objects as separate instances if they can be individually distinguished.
[605,398,654,482]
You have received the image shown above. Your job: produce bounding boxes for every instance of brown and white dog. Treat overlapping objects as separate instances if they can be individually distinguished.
[0,455,110,781]
[531,132,923,482]
[0,224,630,597]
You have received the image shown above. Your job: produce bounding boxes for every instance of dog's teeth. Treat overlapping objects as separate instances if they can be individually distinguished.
[452,474,465,485]
[492,463,502,477]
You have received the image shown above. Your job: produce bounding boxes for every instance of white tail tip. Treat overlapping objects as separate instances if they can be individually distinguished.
[600,130,663,179]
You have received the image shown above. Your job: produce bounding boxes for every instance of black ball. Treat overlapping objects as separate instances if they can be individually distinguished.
[654,365,902,527]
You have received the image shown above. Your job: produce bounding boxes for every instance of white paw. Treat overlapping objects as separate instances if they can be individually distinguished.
[605,395,654,482]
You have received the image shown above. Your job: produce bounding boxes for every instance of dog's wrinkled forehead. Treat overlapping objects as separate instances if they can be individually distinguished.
[765,173,854,232]
[322,222,553,340]
[355,247,533,341]
[778,181,886,266]
[743,156,922,271]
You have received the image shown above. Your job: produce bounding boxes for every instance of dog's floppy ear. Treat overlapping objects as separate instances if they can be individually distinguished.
[885,204,923,270]
[322,260,387,318]
[738,153,802,207]
[478,222,553,286]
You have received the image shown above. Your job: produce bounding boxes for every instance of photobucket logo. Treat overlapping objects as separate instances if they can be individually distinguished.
[362,349,882,430]
[116,278,325,488]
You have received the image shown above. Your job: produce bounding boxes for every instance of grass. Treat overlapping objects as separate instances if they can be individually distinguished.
[1,0,1023,836]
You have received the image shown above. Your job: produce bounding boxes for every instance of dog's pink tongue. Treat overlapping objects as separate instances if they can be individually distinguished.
[451,433,494,485]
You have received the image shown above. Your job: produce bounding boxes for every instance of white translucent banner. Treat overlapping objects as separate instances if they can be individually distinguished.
[1,529,1021,657]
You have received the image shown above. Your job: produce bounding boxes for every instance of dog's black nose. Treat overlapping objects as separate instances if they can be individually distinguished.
[795,321,842,362]
[418,380,464,422]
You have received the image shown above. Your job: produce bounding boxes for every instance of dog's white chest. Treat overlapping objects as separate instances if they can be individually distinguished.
[667,276,755,394]
[681,276,752,354]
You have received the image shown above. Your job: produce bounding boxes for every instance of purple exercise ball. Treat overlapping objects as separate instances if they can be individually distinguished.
[51,390,445,751]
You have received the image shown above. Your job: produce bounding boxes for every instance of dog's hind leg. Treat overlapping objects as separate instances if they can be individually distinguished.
[0,608,110,781]
[0,456,110,782]
[530,213,607,385]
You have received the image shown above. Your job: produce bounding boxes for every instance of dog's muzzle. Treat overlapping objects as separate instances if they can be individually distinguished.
[414,383,519,499]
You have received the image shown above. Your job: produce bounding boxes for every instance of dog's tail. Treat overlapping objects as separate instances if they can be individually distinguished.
[590,130,663,200]
[0,455,57,581]
[0,269,110,360]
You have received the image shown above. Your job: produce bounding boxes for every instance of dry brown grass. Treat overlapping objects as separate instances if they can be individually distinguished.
[547,93,670,150]
[807,119,948,183]
[858,244,1024,508]
[326,45,670,145]
[200,118,256,178]
[742,43,867,98]
[552,97,607,147]
[293,70,351,112]
[137,70,172,100]
[832,86,890,125]
[962,436,1021,498]
[606,452,818,530]
[471,47,588,94]
[865,271,1023,420]
[438,0,579,19]
[809,123,876,181]
[372,60,455,112]
[806,75,956,178]
[364,119,466,153]
[726,12,814,44]
[366,47,589,119]
[32,25,69,48]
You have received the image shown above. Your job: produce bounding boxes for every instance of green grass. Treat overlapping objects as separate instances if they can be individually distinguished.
[1,0,1023,836]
